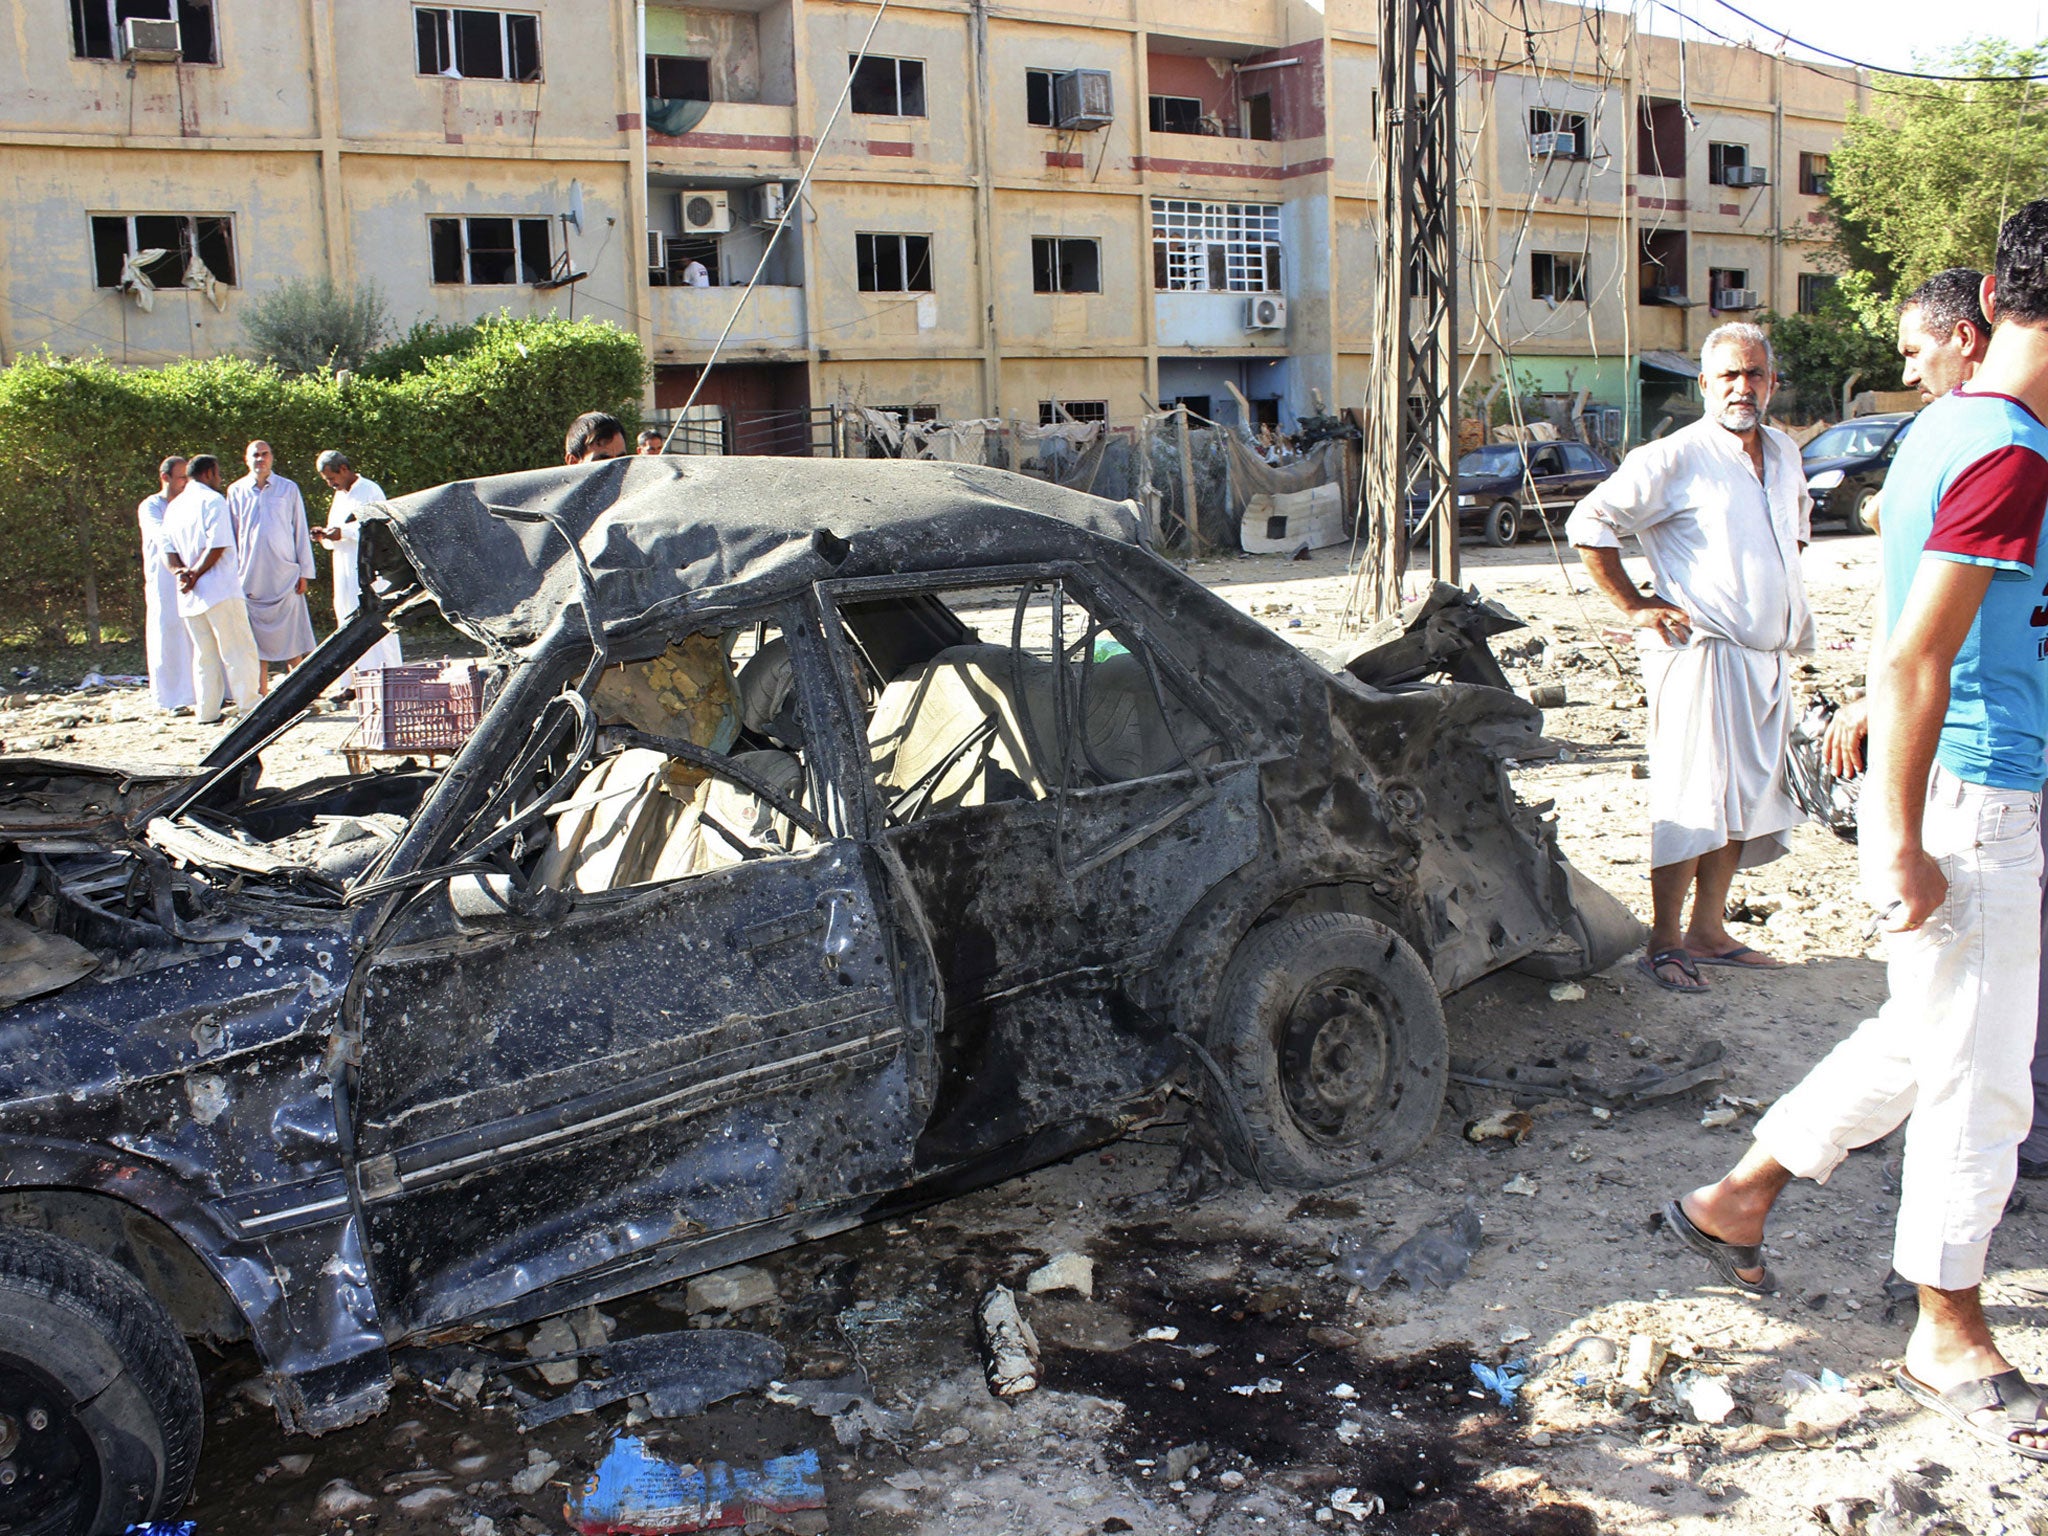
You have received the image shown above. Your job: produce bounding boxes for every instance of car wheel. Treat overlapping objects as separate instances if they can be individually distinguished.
[1483,499,1523,548]
[1207,912,1448,1188]
[0,1228,202,1536]
[1847,486,1878,535]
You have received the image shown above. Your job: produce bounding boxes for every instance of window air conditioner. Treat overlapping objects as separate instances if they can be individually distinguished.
[1529,131,1577,159]
[757,183,789,226]
[1246,294,1288,330]
[647,231,668,271]
[1724,165,1769,188]
[1055,70,1114,131]
[1715,287,1759,311]
[122,17,183,62]
[679,191,732,236]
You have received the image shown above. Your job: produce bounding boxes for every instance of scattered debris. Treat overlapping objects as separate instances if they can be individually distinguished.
[766,1370,909,1448]
[1547,982,1586,1002]
[1331,1205,1484,1291]
[1471,1360,1527,1408]
[1622,1334,1668,1392]
[1330,1487,1386,1521]
[1502,1174,1540,1197]
[1782,1369,1863,1439]
[1464,1108,1536,1145]
[312,1480,376,1519]
[684,1263,777,1316]
[1164,1443,1211,1481]
[1139,1325,1181,1342]
[1699,1104,1740,1129]
[1566,1336,1620,1380]
[977,1284,1041,1398]
[510,1449,562,1496]
[1616,1039,1728,1103]
[1227,1377,1286,1396]
[1024,1251,1095,1299]
[1672,1371,1738,1424]
[565,1438,825,1535]
[510,1329,785,1428]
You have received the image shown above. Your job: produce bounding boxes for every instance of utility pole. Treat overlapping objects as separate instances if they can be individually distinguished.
[1357,0,1460,622]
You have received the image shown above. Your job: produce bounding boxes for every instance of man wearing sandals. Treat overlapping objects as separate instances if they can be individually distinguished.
[1670,202,2048,1460]
[1566,322,1814,994]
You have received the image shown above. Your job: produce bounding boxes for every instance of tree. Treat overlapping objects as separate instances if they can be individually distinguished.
[1763,292,1904,420]
[1825,39,2048,327]
[241,277,390,375]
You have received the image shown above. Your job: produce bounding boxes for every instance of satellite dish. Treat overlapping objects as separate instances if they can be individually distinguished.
[565,180,585,235]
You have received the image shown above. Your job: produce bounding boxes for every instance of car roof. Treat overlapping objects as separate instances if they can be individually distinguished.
[365,457,1142,650]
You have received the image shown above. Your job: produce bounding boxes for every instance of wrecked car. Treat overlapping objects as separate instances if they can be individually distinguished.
[0,458,1637,1531]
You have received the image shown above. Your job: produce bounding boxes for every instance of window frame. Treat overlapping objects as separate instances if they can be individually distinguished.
[1030,236,1101,295]
[1037,400,1108,426]
[1708,266,1753,308]
[1025,68,1060,127]
[1148,94,1204,135]
[1799,151,1832,197]
[89,211,237,290]
[848,53,926,118]
[1527,107,1591,159]
[1707,141,1749,186]
[646,53,712,102]
[1796,272,1835,314]
[413,6,543,83]
[1530,251,1588,304]
[70,1,219,66]
[855,232,934,294]
[428,214,554,286]
[1150,199,1283,294]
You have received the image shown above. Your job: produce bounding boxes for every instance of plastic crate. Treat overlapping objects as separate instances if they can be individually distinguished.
[353,661,485,754]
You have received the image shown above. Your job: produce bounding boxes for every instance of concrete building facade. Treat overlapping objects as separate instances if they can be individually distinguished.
[0,1,1864,446]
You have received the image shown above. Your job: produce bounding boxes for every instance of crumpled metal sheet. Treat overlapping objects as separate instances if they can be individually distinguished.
[512,1328,784,1427]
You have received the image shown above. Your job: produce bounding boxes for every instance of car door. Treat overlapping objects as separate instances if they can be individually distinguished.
[816,569,1264,1165]
[349,606,934,1334]
[1526,445,1571,515]
[1560,443,1611,509]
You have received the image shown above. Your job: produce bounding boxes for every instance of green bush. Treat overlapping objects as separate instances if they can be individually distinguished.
[358,318,485,381]
[0,314,646,646]
[242,277,390,375]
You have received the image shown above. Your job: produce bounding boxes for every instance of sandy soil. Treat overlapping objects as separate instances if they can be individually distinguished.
[5,528,2045,1536]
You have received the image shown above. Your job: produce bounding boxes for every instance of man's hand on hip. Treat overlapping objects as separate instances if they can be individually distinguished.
[1626,600,1692,646]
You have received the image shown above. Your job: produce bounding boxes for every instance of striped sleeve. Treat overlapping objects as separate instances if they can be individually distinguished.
[1923,444,2048,573]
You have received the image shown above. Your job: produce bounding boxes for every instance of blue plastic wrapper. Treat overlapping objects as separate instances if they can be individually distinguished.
[126,1524,199,1536]
[566,1436,825,1534]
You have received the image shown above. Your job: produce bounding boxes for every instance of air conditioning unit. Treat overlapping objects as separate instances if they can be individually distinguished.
[647,231,668,271]
[1055,69,1114,131]
[757,183,789,226]
[679,190,732,236]
[1715,287,1759,311]
[1246,294,1288,330]
[1529,131,1577,159]
[122,17,182,62]
[1724,165,1769,188]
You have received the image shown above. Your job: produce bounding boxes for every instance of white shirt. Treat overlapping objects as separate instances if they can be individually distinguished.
[161,482,242,618]
[325,474,386,616]
[682,260,711,288]
[1566,417,1815,655]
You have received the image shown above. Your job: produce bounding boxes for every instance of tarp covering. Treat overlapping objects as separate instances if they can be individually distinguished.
[364,457,1141,650]
[1638,349,1697,378]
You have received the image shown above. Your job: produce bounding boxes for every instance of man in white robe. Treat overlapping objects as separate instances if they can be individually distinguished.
[1566,323,1814,993]
[314,449,403,689]
[162,455,261,725]
[227,440,316,693]
[137,455,195,712]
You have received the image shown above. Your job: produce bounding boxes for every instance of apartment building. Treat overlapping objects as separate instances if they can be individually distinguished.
[0,1,1863,448]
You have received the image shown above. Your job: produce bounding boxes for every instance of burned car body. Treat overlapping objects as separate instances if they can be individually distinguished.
[0,459,1637,1531]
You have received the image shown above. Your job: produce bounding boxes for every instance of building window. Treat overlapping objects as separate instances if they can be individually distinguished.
[849,54,924,117]
[1149,95,1204,135]
[90,213,236,288]
[1031,237,1100,294]
[1708,267,1753,308]
[1800,151,1832,197]
[429,216,552,285]
[1527,107,1590,158]
[647,54,711,102]
[1530,252,1586,303]
[70,1,216,64]
[1038,400,1108,426]
[1150,200,1282,293]
[1025,69,1059,127]
[1797,273,1836,314]
[1707,142,1749,186]
[856,232,933,293]
[414,8,541,82]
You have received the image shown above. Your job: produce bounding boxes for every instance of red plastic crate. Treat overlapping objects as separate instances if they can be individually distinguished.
[353,661,485,754]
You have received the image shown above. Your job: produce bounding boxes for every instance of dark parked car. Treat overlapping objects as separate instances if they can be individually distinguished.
[1409,440,1616,548]
[1800,412,1915,533]
[0,460,1637,1531]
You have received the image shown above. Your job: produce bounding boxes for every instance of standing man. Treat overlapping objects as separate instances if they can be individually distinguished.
[137,456,194,713]
[1566,322,1814,993]
[313,450,403,688]
[228,440,316,693]
[161,455,260,725]
[563,412,628,465]
[1668,204,2048,1458]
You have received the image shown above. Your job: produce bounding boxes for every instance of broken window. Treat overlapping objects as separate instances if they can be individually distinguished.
[855,232,933,293]
[1148,95,1203,135]
[1637,96,1685,177]
[1037,401,1107,425]
[856,405,939,458]
[849,54,924,117]
[1800,151,1831,197]
[1707,142,1748,186]
[70,1,216,63]
[428,216,552,285]
[414,7,541,81]
[1797,272,1835,314]
[1150,199,1281,293]
[1031,237,1100,294]
[1709,267,1753,309]
[1243,93,1272,141]
[1025,68,1059,127]
[1530,251,1586,303]
[647,54,711,102]
[90,212,235,288]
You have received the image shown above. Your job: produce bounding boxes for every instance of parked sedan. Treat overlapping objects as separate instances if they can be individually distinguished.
[1411,441,1616,547]
[1800,412,1915,534]
[0,459,1638,1531]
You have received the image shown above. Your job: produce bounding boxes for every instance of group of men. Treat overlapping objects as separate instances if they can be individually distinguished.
[1570,199,2048,1457]
[138,441,401,724]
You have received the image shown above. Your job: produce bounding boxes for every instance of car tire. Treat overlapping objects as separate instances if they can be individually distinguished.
[0,1227,202,1536]
[1207,912,1448,1188]
[1847,486,1878,535]
[1483,499,1523,548]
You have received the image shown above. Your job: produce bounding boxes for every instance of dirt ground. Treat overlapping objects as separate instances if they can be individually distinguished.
[5,526,2046,1536]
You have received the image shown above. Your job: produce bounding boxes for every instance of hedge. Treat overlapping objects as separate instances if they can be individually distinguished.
[0,314,647,646]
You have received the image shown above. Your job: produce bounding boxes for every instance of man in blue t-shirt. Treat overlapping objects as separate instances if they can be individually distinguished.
[1662,201,2048,1460]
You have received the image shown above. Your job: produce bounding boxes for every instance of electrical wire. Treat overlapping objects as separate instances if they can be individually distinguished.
[1690,0,2048,82]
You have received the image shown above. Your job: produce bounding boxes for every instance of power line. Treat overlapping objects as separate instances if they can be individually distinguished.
[1694,0,2048,82]
[1651,0,2048,86]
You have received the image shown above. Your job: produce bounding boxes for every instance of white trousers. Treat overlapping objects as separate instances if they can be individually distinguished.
[1754,764,2041,1289]
[184,597,261,725]
[1641,635,1798,871]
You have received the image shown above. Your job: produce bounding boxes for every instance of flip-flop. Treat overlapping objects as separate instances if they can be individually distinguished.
[1894,1367,2048,1461]
[1656,1197,1776,1294]
[1637,947,1708,993]
[1690,944,1784,969]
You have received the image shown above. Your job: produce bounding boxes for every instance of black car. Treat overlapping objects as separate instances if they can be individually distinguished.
[1800,412,1915,534]
[1410,440,1616,548]
[0,459,1637,1532]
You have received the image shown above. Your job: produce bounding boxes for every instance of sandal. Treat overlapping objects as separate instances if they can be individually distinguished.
[1689,944,1784,969]
[1637,947,1707,993]
[1894,1367,2048,1461]
[1656,1197,1776,1294]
